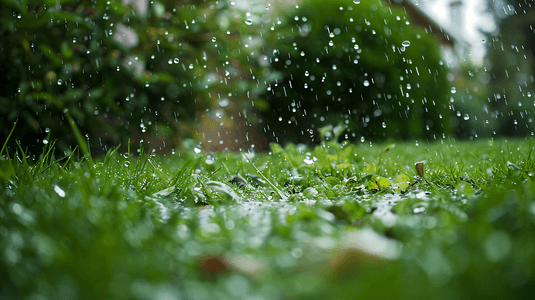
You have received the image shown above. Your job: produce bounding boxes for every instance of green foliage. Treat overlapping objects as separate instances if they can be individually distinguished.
[471,0,535,137]
[261,0,452,144]
[0,0,272,155]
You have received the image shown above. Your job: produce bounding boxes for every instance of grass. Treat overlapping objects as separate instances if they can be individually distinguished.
[1,134,535,299]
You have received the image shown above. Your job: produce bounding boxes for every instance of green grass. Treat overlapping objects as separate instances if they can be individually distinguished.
[1,136,535,299]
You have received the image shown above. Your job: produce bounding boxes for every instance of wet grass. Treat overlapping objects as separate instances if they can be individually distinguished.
[1,136,535,299]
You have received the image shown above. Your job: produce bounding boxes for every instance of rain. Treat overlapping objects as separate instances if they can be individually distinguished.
[1,0,535,299]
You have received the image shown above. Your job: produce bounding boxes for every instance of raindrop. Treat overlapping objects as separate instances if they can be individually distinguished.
[402,40,411,47]
[57,79,63,85]
[303,157,314,164]
[245,19,253,26]
[54,185,65,198]
[304,71,309,76]
[464,114,470,121]
[363,80,370,87]
[194,146,202,154]
[205,153,215,165]
[174,58,179,63]
[353,0,360,4]
[451,87,457,94]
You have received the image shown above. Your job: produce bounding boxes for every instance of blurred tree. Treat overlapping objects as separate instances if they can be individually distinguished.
[260,0,452,144]
[448,63,494,138]
[0,0,151,154]
[0,0,272,155]
[480,0,535,136]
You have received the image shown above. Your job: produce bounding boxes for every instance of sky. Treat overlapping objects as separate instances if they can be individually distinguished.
[417,0,497,64]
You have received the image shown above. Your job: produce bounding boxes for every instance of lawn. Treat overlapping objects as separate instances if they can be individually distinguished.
[1,134,535,299]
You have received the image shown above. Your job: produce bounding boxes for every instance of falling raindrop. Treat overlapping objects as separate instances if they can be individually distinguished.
[245,19,253,26]
[54,185,65,198]
[402,40,410,47]
[353,0,360,4]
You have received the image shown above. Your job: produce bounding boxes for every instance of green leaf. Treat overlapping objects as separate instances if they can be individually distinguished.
[38,44,62,66]
[324,176,340,186]
[375,176,392,188]
[205,180,241,202]
[302,187,319,199]
[0,157,15,182]
[366,176,392,192]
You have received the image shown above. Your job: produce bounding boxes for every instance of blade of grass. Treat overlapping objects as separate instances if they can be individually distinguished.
[60,146,77,172]
[64,109,93,169]
[15,140,29,168]
[1,120,17,157]
[36,141,56,176]
[241,150,287,200]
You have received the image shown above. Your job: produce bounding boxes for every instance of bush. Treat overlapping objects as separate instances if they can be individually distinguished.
[261,0,452,144]
[0,0,271,155]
